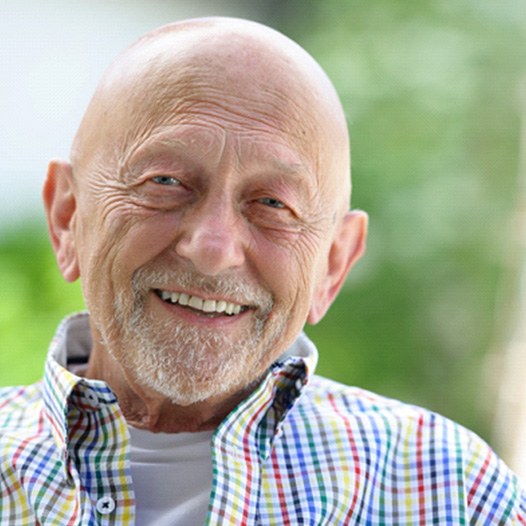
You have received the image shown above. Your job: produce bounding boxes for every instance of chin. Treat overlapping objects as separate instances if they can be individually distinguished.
[136,365,253,406]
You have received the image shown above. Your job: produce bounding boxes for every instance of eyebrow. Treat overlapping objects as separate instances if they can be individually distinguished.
[264,156,310,178]
[119,141,196,182]
[120,128,316,184]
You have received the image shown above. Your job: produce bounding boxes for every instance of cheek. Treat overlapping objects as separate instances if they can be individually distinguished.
[252,229,323,311]
[75,209,172,315]
[88,205,180,269]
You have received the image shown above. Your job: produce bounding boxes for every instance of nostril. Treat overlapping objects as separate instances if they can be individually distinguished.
[174,229,245,275]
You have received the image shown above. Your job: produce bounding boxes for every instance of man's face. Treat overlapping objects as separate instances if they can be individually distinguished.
[60,32,359,405]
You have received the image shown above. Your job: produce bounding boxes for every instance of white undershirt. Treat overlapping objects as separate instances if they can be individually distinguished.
[128,425,214,526]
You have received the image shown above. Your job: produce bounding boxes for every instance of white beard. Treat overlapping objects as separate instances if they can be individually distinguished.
[100,265,284,405]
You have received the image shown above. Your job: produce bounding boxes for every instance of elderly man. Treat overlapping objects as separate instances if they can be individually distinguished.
[0,17,524,525]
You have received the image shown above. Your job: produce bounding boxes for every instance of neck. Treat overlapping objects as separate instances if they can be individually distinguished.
[115,384,255,433]
[84,345,259,433]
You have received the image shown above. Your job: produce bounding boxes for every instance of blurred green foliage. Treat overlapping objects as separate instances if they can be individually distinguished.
[0,224,83,385]
[1,0,525,450]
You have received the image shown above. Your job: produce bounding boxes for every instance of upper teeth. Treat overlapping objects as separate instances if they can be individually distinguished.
[159,290,243,315]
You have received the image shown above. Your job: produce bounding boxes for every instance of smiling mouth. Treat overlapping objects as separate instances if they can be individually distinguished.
[154,289,249,316]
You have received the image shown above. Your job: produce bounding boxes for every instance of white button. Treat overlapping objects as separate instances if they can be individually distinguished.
[96,496,115,515]
[84,388,99,408]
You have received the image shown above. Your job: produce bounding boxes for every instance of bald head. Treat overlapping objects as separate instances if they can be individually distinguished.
[71,17,351,213]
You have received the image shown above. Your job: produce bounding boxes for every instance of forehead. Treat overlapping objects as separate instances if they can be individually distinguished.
[104,28,334,141]
[121,64,319,155]
[126,122,307,166]
[110,56,326,184]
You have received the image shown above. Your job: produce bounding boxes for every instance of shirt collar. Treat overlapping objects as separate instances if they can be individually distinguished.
[42,313,118,470]
[212,333,319,460]
[42,313,319,463]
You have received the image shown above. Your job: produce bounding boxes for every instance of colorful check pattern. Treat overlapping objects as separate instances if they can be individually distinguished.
[1,313,525,525]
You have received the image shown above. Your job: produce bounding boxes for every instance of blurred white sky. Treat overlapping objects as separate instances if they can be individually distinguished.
[0,0,260,231]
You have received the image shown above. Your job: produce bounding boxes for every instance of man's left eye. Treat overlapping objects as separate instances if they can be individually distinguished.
[151,175,181,186]
[258,197,286,209]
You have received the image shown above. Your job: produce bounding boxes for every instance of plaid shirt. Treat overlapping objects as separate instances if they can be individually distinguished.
[1,313,525,525]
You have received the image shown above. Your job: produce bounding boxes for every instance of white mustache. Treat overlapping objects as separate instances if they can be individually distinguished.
[131,265,274,314]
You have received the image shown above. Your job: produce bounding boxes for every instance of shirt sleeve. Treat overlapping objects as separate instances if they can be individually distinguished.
[462,428,526,524]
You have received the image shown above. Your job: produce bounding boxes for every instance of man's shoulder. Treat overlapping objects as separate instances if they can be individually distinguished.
[300,374,497,454]
[293,375,526,522]
[304,374,431,418]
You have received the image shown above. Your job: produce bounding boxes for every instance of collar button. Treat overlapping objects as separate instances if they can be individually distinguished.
[96,496,116,515]
[83,387,100,410]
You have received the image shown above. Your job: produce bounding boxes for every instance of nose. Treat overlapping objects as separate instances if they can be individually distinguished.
[175,199,246,276]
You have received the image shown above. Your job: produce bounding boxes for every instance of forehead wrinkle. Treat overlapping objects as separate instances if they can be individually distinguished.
[173,63,321,142]
[174,93,308,143]
[119,124,229,184]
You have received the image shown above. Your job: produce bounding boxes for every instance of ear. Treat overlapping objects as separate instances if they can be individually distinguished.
[307,210,368,324]
[43,159,80,282]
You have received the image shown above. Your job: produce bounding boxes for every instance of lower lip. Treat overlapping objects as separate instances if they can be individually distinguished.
[153,291,249,326]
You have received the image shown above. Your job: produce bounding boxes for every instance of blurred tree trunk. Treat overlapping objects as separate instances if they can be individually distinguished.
[491,80,526,481]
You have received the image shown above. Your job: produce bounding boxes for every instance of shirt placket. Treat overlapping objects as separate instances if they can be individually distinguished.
[67,383,135,525]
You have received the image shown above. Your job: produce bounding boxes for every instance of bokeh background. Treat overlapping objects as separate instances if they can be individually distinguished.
[1,0,525,477]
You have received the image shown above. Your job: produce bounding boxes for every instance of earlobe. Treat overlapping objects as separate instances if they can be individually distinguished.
[307,210,368,325]
[43,160,80,282]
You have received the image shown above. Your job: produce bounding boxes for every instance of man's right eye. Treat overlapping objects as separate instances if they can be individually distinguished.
[151,175,181,186]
